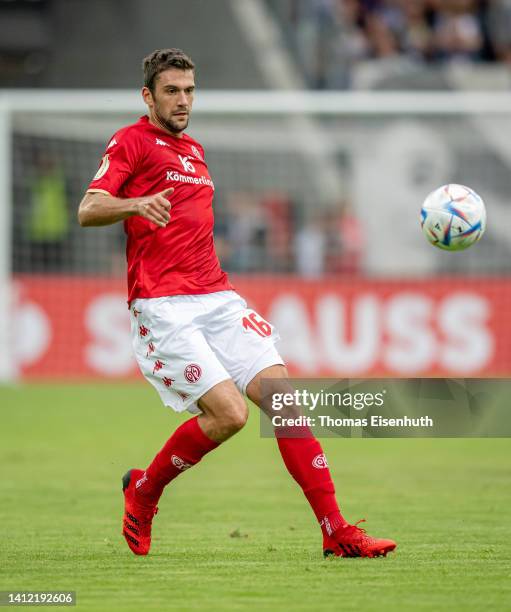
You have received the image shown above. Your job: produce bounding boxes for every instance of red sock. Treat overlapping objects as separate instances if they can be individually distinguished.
[275,426,346,536]
[137,416,219,504]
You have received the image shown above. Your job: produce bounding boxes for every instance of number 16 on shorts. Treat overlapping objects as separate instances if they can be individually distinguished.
[242,311,272,338]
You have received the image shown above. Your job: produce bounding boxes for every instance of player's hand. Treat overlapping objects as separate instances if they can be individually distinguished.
[135,188,174,227]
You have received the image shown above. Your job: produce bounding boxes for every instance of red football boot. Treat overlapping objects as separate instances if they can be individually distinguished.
[122,469,158,556]
[323,520,396,558]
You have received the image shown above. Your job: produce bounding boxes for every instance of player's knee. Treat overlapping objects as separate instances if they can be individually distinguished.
[222,400,248,436]
[231,403,249,432]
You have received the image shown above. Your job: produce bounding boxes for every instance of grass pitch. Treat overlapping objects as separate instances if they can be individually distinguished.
[1,383,510,611]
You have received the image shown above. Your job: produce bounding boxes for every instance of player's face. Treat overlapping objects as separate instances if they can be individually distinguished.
[143,68,195,136]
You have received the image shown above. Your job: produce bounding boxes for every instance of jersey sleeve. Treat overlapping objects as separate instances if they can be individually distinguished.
[87,129,142,196]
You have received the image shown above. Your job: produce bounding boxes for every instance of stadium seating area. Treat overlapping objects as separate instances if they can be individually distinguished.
[269,0,511,88]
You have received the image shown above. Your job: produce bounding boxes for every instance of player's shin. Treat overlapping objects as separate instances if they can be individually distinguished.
[136,415,219,505]
[275,425,347,537]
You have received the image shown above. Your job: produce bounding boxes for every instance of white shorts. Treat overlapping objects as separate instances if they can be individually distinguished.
[130,290,284,414]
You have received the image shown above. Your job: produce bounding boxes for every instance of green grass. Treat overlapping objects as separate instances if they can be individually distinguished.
[1,383,510,611]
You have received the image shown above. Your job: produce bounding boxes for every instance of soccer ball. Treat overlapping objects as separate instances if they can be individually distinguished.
[420,184,486,251]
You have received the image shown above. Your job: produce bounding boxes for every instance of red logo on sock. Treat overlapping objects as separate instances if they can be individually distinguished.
[171,455,192,471]
[184,363,202,383]
[312,453,328,469]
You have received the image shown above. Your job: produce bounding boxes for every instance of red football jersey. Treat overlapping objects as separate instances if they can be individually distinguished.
[87,116,232,303]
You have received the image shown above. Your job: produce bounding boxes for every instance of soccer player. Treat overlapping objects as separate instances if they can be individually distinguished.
[78,48,396,559]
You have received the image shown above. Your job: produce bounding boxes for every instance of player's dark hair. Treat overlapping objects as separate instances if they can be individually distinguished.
[143,48,195,92]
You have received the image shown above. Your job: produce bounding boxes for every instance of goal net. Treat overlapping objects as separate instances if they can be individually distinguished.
[2,90,511,380]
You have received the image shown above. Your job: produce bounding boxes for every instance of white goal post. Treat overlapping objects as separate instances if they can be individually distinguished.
[2,89,511,382]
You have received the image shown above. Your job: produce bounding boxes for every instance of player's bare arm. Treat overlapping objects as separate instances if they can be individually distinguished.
[77,188,173,228]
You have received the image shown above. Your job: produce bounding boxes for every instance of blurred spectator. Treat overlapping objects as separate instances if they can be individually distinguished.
[432,0,484,63]
[263,192,294,271]
[26,152,69,272]
[336,200,364,275]
[222,191,264,272]
[216,191,295,273]
[400,0,435,61]
[294,215,327,277]
[294,202,363,277]
[488,0,511,64]
[328,0,372,88]
[323,201,363,275]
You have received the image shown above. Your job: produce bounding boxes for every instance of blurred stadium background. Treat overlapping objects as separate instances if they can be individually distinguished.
[2,3,511,610]
[1,0,511,383]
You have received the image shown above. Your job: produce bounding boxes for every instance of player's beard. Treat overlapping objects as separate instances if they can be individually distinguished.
[154,105,189,136]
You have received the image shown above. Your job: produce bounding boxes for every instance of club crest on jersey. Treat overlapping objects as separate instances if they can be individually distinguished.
[93,154,110,180]
[191,145,203,161]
